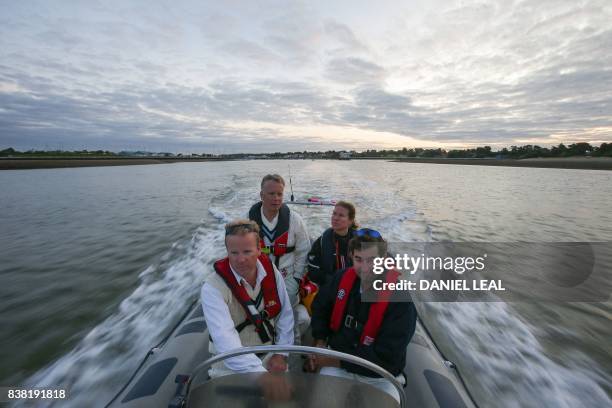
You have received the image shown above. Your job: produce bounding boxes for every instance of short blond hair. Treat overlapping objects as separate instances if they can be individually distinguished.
[261,174,285,189]
[224,219,260,237]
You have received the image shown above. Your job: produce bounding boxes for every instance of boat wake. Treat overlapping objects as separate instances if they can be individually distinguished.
[420,301,610,407]
[18,219,230,407]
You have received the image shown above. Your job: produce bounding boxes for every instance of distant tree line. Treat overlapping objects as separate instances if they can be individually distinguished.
[355,143,612,159]
[0,148,117,157]
[446,143,612,159]
[2,142,611,159]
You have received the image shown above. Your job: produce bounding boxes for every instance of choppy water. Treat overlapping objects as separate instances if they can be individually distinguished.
[1,160,611,407]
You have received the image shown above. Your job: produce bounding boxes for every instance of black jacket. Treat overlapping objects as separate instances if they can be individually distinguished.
[307,228,354,286]
[311,268,417,377]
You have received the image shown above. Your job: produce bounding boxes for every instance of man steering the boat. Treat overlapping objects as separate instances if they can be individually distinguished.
[308,228,417,403]
[248,174,311,335]
[201,219,295,378]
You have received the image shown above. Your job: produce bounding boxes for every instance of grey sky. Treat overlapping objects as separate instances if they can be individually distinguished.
[1,0,611,152]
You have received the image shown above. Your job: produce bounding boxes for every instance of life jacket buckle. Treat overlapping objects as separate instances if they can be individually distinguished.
[344,314,357,329]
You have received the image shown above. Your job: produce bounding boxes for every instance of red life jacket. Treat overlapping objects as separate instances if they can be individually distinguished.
[248,202,295,264]
[329,267,399,346]
[213,254,282,343]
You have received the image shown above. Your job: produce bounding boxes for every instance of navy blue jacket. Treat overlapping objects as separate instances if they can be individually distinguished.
[307,228,354,286]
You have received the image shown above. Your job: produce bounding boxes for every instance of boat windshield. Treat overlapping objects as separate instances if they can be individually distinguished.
[187,371,399,408]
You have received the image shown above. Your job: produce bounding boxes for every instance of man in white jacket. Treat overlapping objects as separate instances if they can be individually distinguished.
[201,220,294,377]
[201,220,294,400]
[248,174,311,336]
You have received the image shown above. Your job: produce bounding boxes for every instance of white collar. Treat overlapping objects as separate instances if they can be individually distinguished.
[229,259,267,290]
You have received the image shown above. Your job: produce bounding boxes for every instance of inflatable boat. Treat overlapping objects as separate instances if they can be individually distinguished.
[105,300,478,408]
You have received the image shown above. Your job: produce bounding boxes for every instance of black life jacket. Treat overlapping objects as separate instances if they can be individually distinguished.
[320,227,354,278]
[248,202,295,266]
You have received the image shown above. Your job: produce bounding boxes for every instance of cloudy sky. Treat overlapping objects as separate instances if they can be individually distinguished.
[1,0,611,153]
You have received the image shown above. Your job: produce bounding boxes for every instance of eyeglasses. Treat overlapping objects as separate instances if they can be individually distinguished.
[355,228,383,239]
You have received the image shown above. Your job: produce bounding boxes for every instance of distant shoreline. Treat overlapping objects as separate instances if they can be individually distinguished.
[1,156,612,170]
[0,157,233,170]
[391,157,612,171]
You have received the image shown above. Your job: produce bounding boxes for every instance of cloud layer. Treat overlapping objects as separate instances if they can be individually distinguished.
[1,0,611,152]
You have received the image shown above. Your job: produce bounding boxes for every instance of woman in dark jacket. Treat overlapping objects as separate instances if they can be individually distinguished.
[306,201,358,286]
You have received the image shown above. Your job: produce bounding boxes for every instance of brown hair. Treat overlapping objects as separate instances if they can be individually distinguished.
[335,200,359,229]
[260,174,285,189]
[348,234,387,257]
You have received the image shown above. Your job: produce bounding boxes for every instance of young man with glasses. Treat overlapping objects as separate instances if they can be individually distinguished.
[308,229,417,403]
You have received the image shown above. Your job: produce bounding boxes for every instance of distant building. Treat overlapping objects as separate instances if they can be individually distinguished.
[339,151,351,160]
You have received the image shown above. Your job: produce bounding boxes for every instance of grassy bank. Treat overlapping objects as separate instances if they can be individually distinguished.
[0,157,231,170]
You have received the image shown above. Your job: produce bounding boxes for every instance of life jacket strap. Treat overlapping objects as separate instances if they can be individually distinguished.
[210,313,275,345]
[233,316,275,344]
[261,245,296,255]
[329,268,399,346]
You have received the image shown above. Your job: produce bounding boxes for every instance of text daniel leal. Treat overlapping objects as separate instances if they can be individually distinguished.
[373,279,506,291]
